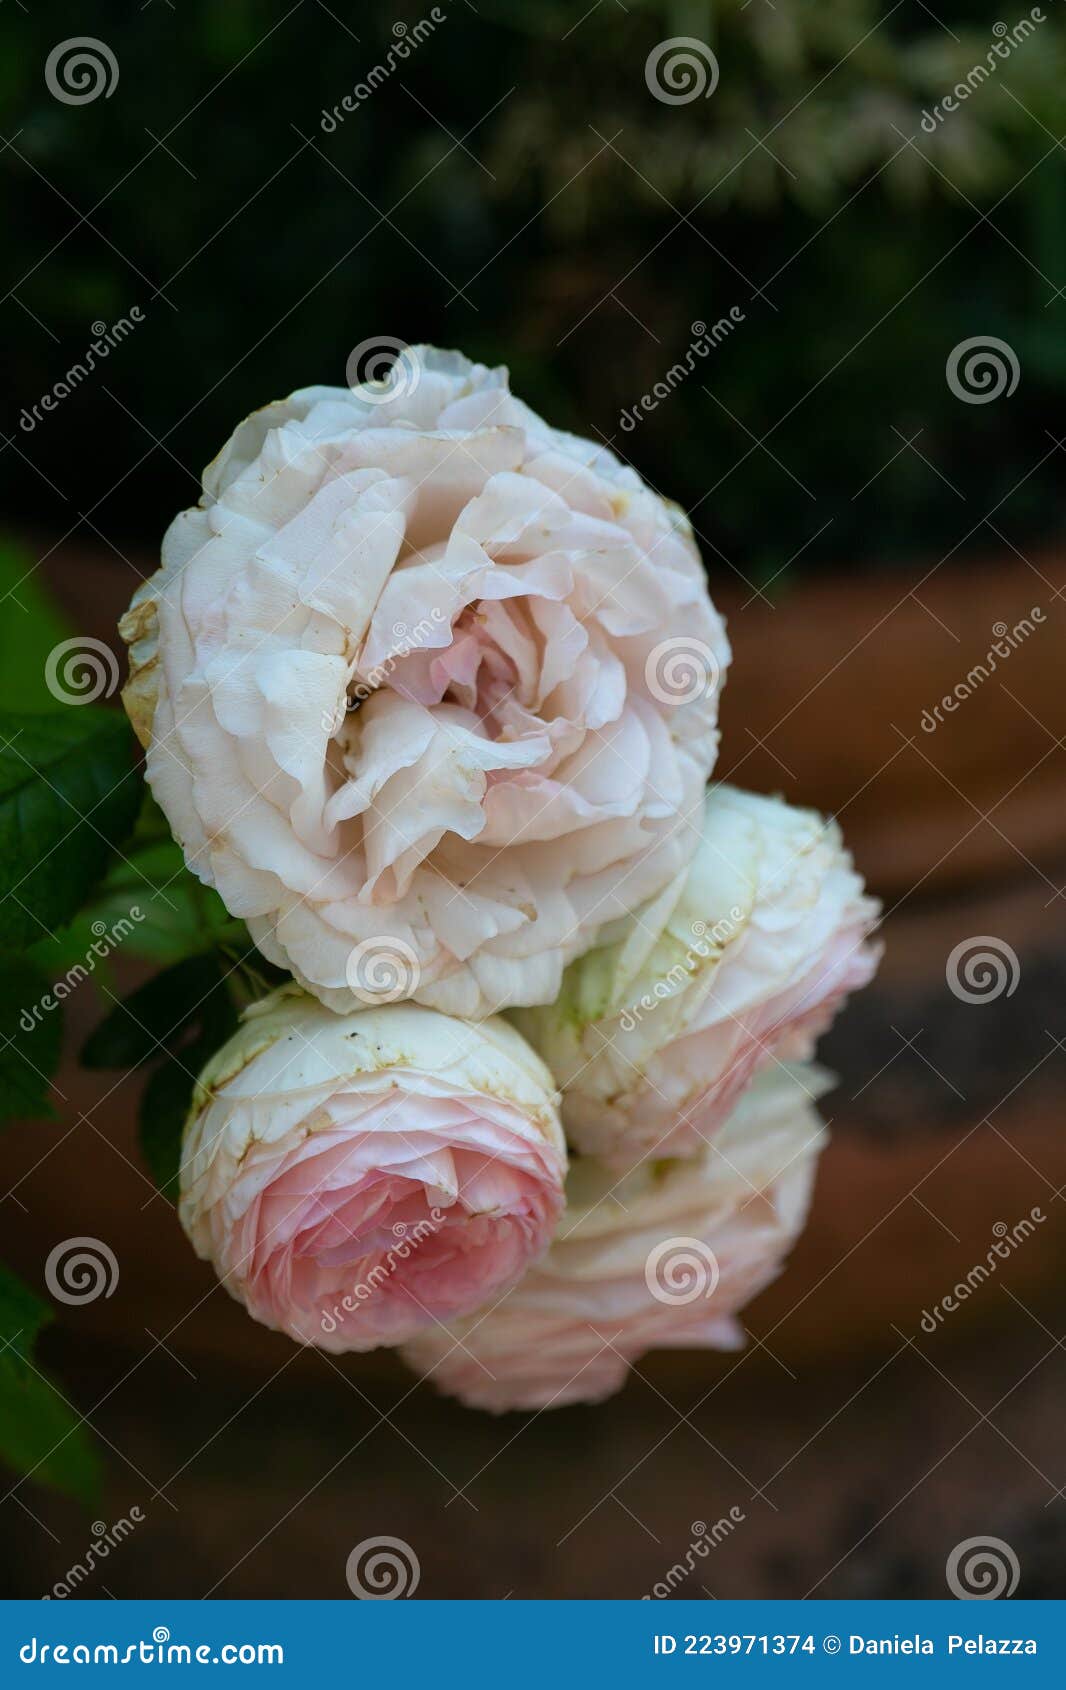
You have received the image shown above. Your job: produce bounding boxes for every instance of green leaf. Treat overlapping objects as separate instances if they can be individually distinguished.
[0,539,72,714]
[0,954,64,1124]
[138,1050,204,1202]
[32,792,244,975]
[137,1007,237,1204]
[0,709,141,951]
[143,962,240,1202]
[0,1358,103,1508]
[83,949,240,1201]
[70,842,241,968]
[0,1260,52,1370]
[0,1262,102,1506]
[81,953,231,1071]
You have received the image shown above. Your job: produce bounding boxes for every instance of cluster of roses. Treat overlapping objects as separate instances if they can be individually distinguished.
[120,347,879,1411]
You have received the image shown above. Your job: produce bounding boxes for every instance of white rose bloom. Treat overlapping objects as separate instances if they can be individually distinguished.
[402,1064,829,1411]
[514,785,879,1169]
[120,345,729,1019]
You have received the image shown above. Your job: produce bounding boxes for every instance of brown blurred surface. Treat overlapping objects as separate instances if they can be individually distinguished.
[1,538,1064,1599]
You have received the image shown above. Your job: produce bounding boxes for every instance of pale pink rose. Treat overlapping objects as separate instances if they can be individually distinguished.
[515,786,879,1169]
[178,988,566,1352]
[401,1065,827,1411]
[120,345,729,1019]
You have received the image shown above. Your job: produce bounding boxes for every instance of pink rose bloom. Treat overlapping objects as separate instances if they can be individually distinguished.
[178,988,566,1351]
[515,785,880,1169]
[401,1064,828,1411]
[120,345,729,1019]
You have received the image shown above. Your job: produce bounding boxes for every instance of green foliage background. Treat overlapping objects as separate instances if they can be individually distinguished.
[0,530,281,1501]
[2,0,1065,588]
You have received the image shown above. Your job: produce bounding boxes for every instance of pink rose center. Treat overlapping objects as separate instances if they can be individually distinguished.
[224,1092,562,1350]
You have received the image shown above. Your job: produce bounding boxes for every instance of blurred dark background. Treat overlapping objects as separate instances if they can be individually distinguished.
[3,0,1066,574]
[1,0,1064,1601]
